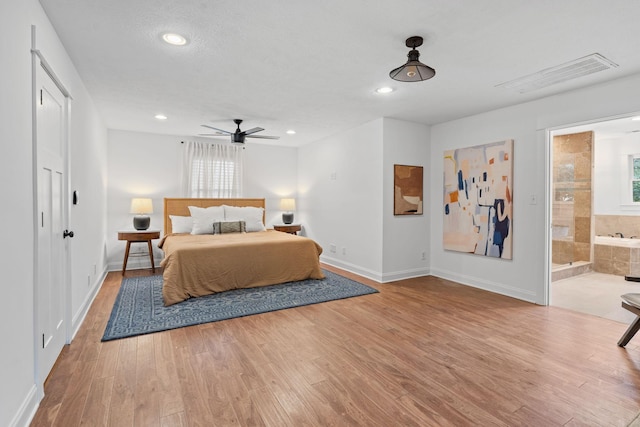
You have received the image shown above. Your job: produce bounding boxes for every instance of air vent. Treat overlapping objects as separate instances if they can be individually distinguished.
[496,53,618,93]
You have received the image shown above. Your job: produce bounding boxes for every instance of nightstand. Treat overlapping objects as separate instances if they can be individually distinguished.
[273,224,302,235]
[118,230,160,275]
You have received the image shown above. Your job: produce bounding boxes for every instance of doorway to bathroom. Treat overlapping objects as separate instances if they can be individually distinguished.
[550,114,640,323]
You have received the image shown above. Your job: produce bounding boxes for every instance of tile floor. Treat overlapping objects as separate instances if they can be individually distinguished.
[551,271,640,324]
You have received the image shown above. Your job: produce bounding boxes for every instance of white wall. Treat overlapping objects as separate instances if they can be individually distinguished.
[594,132,640,215]
[382,118,430,280]
[1,1,108,426]
[0,3,37,426]
[298,119,385,279]
[430,73,640,305]
[68,78,110,326]
[106,130,298,270]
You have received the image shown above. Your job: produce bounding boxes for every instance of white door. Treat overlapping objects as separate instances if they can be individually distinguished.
[36,62,68,384]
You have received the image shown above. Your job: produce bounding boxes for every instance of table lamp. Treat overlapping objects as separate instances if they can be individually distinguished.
[130,198,153,230]
[280,198,296,224]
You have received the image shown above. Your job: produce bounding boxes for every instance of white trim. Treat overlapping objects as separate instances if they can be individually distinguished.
[30,23,73,404]
[381,267,431,283]
[70,268,107,340]
[8,385,38,427]
[430,267,539,303]
[543,111,640,134]
[30,32,72,101]
[320,256,383,282]
[544,129,552,306]
[320,256,430,283]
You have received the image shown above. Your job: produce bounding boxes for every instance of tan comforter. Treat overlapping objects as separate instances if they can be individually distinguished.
[158,230,324,306]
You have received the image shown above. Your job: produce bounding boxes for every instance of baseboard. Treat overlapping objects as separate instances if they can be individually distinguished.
[9,384,38,427]
[380,267,431,283]
[320,256,430,283]
[71,267,108,341]
[429,266,539,303]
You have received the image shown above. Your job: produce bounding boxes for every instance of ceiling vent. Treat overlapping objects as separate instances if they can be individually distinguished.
[496,53,618,93]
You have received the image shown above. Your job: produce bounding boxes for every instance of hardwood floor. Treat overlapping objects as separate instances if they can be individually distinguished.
[31,265,640,426]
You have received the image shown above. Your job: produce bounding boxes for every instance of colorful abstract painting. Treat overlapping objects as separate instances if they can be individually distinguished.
[394,164,423,215]
[443,140,513,259]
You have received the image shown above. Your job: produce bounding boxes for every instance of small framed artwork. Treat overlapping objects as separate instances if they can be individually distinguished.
[394,164,424,215]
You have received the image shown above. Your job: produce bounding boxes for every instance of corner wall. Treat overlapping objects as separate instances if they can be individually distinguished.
[298,118,431,281]
[298,119,385,279]
[382,118,430,280]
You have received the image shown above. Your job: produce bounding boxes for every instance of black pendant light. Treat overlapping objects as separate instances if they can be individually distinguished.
[389,36,435,82]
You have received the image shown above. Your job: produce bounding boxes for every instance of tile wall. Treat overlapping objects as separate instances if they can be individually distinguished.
[551,131,593,265]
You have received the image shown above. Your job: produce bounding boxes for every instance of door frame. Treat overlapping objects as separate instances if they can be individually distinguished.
[31,25,73,397]
[545,112,640,307]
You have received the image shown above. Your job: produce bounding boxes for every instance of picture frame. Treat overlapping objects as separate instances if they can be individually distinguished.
[394,164,424,215]
[443,139,513,259]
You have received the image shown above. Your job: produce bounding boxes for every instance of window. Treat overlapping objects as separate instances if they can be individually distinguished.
[182,141,243,198]
[190,159,236,197]
[625,154,640,205]
[630,154,640,203]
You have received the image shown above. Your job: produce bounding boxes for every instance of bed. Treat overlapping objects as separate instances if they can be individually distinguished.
[158,198,324,305]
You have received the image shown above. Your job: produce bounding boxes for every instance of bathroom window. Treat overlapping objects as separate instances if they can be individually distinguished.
[630,155,640,203]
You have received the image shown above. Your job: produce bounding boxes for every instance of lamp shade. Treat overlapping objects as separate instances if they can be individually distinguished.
[279,198,296,211]
[389,36,436,82]
[130,198,153,214]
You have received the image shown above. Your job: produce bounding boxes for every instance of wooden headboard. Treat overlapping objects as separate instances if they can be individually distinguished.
[163,198,266,236]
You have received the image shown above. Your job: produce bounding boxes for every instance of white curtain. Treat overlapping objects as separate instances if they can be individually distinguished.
[181,141,244,198]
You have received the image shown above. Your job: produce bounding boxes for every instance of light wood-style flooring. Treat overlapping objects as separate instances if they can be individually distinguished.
[31,265,640,426]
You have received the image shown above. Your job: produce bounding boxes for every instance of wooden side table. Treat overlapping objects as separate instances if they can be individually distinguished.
[118,230,160,275]
[273,224,302,235]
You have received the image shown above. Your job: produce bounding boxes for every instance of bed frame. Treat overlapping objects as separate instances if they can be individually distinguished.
[163,198,266,236]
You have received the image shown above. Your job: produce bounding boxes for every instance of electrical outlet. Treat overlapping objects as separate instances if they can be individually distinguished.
[530,194,537,205]
[330,172,337,180]
[421,251,426,260]
[87,275,91,287]
[342,247,346,255]
[330,244,336,253]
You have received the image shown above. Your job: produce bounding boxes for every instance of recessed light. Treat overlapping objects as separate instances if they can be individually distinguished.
[162,33,187,46]
[632,116,640,121]
[375,87,394,94]
[155,114,167,120]
[286,130,296,135]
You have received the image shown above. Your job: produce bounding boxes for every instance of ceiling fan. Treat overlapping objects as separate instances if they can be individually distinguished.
[200,119,280,144]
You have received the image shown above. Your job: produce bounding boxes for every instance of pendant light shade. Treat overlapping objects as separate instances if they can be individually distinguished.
[389,36,435,82]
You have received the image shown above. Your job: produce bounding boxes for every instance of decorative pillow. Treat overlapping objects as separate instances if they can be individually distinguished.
[223,205,266,232]
[188,205,225,235]
[169,215,193,234]
[212,220,246,234]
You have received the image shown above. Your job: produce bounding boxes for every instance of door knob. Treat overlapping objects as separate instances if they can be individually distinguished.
[63,230,74,238]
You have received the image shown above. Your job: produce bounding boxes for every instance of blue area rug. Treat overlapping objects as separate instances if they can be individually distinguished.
[102,270,378,341]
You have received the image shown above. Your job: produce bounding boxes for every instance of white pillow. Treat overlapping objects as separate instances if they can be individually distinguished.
[223,205,266,232]
[169,215,193,234]
[188,205,225,235]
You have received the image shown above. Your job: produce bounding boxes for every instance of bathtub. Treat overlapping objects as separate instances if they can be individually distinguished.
[594,235,640,248]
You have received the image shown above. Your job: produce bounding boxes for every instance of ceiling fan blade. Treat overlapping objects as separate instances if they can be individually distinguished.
[246,134,280,139]
[201,124,232,134]
[198,133,229,137]
[242,127,264,135]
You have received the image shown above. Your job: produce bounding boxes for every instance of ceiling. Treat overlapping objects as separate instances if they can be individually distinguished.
[39,0,640,146]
